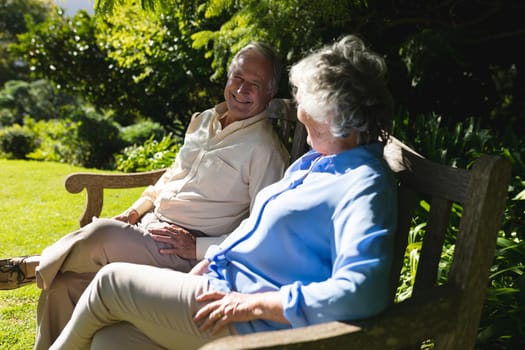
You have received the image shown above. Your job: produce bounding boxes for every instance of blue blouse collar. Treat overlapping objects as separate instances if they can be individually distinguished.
[296,143,384,174]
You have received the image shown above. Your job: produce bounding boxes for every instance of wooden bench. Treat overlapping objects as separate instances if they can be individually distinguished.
[199,130,511,349]
[64,99,511,349]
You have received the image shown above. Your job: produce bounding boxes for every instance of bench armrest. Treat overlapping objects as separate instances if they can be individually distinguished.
[64,169,166,227]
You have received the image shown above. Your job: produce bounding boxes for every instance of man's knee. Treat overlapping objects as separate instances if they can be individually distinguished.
[77,218,135,248]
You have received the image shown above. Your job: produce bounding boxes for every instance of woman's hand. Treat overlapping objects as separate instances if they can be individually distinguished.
[149,224,197,260]
[113,209,140,225]
[193,291,288,334]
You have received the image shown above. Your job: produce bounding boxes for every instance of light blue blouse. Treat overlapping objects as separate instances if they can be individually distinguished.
[205,142,398,334]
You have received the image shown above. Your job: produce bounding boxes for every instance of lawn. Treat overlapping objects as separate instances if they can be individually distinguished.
[0,159,144,349]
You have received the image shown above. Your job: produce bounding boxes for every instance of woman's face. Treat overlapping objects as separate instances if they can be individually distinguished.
[296,92,357,155]
[296,100,333,155]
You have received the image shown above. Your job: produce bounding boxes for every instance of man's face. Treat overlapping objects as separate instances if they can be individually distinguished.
[224,51,275,121]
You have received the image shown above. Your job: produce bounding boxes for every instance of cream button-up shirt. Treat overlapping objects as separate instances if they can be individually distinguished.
[131,102,289,258]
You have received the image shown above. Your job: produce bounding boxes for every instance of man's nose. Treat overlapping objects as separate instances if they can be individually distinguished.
[237,82,249,94]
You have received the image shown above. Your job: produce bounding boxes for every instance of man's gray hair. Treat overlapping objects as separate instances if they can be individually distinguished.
[289,35,393,144]
[229,42,282,94]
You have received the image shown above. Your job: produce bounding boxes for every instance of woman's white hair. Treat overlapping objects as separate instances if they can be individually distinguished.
[289,35,393,144]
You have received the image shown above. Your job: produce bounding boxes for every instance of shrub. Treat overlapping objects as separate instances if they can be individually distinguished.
[120,120,166,146]
[0,124,36,158]
[25,117,84,164]
[392,111,525,349]
[0,109,16,127]
[115,133,182,172]
[73,110,124,169]
[26,109,124,169]
[478,238,525,349]
[0,79,77,124]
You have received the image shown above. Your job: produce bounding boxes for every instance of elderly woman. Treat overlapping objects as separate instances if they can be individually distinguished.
[49,34,397,350]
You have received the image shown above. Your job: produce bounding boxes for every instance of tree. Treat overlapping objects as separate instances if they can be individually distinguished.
[0,79,76,126]
[0,0,54,86]
[11,3,222,130]
[95,0,525,132]
[94,2,223,127]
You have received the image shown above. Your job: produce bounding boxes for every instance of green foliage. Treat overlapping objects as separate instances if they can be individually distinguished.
[0,79,76,126]
[75,110,124,168]
[0,0,55,86]
[0,0,53,41]
[95,0,169,14]
[120,119,166,146]
[97,0,525,131]
[95,2,220,127]
[0,109,15,126]
[25,117,82,164]
[478,238,525,349]
[11,11,131,119]
[25,109,124,169]
[115,133,182,172]
[0,124,36,158]
[191,0,360,89]
[11,4,220,129]
[392,111,525,349]
[392,111,497,168]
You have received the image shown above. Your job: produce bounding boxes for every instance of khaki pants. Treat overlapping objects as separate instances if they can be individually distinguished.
[48,263,234,350]
[35,218,199,350]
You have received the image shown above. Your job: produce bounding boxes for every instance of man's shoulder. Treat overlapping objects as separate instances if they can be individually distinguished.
[249,120,290,158]
[246,117,279,139]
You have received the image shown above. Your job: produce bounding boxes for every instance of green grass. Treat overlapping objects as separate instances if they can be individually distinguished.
[0,159,144,349]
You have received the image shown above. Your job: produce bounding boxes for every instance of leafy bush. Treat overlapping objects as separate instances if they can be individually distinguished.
[392,111,497,168]
[0,124,36,158]
[479,238,525,349]
[392,111,525,349]
[25,117,83,164]
[26,109,124,169]
[120,120,166,146]
[0,79,77,125]
[73,109,124,169]
[12,6,219,129]
[0,109,15,127]
[115,133,182,172]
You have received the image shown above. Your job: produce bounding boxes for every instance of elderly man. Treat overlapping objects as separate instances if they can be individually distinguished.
[1,41,288,350]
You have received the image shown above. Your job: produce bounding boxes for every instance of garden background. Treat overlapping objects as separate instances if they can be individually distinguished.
[1,0,524,349]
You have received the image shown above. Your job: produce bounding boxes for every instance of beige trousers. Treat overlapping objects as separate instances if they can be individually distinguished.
[48,263,234,350]
[35,218,199,350]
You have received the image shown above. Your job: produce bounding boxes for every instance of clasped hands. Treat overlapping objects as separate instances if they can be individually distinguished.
[114,209,197,260]
[149,224,197,260]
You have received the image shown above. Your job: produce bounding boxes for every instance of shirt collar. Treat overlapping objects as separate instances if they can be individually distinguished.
[214,102,268,130]
[299,143,385,174]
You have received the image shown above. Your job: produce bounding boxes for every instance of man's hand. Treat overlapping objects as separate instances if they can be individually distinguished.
[113,209,140,225]
[149,224,197,260]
